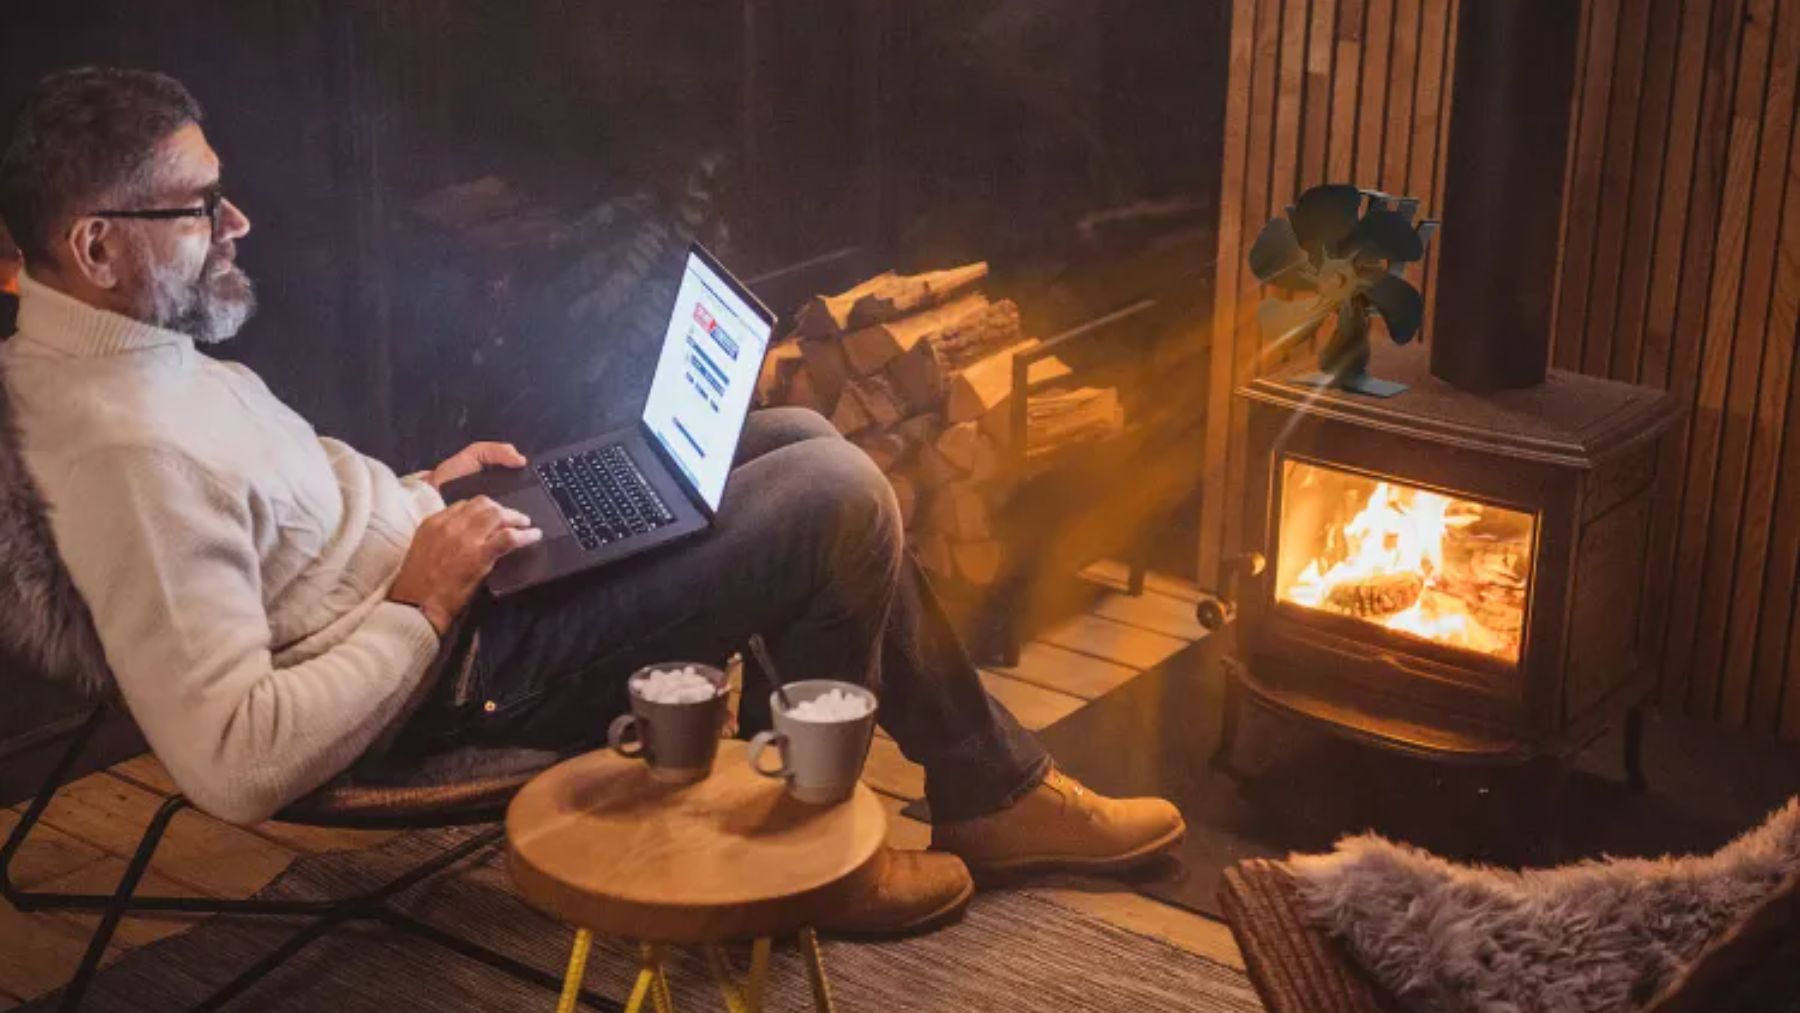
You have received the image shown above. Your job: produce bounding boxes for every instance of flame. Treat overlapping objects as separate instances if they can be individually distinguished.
[1285,478,1524,661]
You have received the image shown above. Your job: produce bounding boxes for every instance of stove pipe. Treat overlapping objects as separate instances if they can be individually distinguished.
[1428,0,1583,392]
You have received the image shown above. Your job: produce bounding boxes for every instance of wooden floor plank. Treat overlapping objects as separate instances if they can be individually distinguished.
[861,735,925,802]
[988,642,1141,701]
[1091,590,1211,642]
[36,858,211,951]
[1079,559,1204,604]
[1031,884,1245,972]
[35,772,297,900]
[0,806,110,890]
[875,792,932,852]
[977,672,1085,732]
[109,753,399,855]
[1038,613,1189,672]
[0,896,117,1004]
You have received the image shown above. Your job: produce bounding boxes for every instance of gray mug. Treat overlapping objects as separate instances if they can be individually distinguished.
[748,679,878,804]
[607,663,728,783]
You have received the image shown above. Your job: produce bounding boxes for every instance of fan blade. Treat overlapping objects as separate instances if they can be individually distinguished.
[1363,274,1424,343]
[1290,184,1364,247]
[1348,209,1426,262]
[1249,218,1311,285]
[1258,297,1333,349]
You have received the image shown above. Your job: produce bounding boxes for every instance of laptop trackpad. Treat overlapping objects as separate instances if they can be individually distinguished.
[507,485,567,539]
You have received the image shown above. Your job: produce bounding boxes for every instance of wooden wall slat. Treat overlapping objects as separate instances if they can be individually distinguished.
[1301,0,1339,190]
[1421,0,1457,338]
[1328,0,1366,185]
[1653,0,1746,711]
[1355,0,1393,184]
[1551,0,1618,373]
[1666,0,1768,716]
[1197,0,1263,586]
[1612,0,1687,384]
[1753,121,1800,736]
[1581,0,1654,379]
[1710,1,1797,724]
[1380,0,1420,194]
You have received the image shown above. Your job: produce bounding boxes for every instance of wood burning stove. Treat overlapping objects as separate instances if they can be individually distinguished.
[1210,341,1680,781]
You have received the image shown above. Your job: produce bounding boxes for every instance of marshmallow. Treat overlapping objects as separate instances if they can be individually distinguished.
[785,688,874,722]
[633,665,720,704]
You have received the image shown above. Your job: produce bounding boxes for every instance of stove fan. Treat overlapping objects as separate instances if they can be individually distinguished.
[1249,184,1438,397]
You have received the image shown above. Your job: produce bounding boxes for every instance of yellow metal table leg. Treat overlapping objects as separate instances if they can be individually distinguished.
[648,944,676,1013]
[746,938,772,1010]
[799,928,835,1013]
[556,929,593,1013]
[624,942,662,1013]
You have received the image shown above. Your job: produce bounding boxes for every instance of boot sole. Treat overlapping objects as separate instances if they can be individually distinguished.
[814,877,977,941]
[952,820,1188,882]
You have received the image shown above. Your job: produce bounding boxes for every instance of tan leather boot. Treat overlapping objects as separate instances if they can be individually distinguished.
[812,846,974,938]
[930,767,1185,878]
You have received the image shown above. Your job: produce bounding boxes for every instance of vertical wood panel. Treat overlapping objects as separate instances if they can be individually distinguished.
[1301,0,1339,190]
[1327,0,1366,185]
[1580,0,1653,379]
[1551,0,1617,373]
[1355,0,1392,185]
[1379,0,1419,193]
[1612,0,1686,384]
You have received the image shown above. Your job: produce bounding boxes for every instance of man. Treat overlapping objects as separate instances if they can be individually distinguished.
[0,67,1183,935]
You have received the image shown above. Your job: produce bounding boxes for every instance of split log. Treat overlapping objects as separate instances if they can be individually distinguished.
[913,444,963,489]
[925,481,993,541]
[792,272,898,340]
[951,539,1005,586]
[916,532,954,579]
[785,364,820,414]
[1324,571,1424,619]
[886,300,1024,413]
[842,293,990,376]
[800,338,852,416]
[846,263,989,328]
[985,385,1125,457]
[756,340,804,406]
[947,339,1072,424]
[934,422,1003,481]
[889,473,919,528]
[830,377,905,436]
[895,414,944,454]
[853,431,908,472]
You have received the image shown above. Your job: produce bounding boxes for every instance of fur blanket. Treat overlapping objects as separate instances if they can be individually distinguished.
[1291,797,1800,1012]
[0,356,113,698]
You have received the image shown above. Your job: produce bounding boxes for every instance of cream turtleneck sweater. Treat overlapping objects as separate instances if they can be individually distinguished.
[2,272,445,823]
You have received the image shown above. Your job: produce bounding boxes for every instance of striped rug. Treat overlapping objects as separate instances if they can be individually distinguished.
[36,830,1260,1011]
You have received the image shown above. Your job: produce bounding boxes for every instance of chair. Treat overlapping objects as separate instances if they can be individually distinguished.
[0,371,611,1010]
[1218,858,1800,1013]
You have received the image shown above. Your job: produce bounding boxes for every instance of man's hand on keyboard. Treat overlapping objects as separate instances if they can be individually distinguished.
[425,441,528,490]
[388,496,541,635]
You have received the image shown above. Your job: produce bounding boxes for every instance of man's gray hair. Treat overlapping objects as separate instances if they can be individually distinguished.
[0,67,203,265]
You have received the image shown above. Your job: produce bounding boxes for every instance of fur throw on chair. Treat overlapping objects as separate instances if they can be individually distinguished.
[0,357,113,699]
[1291,797,1800,1012]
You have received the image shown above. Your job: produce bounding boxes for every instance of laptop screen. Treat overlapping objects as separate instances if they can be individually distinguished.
[640,248,774,513]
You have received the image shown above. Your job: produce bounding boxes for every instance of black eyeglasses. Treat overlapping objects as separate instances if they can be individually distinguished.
[91,186,224,230]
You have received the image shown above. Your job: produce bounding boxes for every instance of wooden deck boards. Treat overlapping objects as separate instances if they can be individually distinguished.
[0,564,1243,1002]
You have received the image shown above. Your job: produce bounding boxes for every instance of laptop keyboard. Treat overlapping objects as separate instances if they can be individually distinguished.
[536,444,677,551]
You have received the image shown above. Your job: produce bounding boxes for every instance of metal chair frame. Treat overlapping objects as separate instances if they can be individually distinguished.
[0,706,623,1012]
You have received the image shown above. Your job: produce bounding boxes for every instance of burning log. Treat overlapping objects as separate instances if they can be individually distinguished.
[1323,571,1425,619]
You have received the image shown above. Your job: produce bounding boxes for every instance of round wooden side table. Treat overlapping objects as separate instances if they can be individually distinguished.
[506,739,886,1013]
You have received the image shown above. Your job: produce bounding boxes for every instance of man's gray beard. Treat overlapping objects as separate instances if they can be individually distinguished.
[145,255,257,345]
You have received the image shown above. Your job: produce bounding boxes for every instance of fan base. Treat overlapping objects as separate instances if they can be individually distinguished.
[1293,370,1408,398]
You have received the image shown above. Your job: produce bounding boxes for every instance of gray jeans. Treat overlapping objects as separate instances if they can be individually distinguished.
[397,408,1049,822]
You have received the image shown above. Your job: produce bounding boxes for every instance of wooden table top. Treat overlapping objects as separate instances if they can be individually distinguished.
[505,739,886,942]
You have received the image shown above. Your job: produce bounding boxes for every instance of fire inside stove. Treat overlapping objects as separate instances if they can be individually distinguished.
[1274,460,1535,664]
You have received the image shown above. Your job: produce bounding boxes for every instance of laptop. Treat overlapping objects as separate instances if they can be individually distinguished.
[442,243,776,595]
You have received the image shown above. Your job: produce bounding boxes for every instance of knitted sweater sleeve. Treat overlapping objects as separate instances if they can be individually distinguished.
[48,445,441,824]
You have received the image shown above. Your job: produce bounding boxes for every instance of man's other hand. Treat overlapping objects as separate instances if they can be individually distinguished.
[426,441,528,489]
[388,496,541,634]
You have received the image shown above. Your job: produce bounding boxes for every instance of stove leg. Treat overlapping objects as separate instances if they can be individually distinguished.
[1623,705,1648,792]
[1210,665,1242,775]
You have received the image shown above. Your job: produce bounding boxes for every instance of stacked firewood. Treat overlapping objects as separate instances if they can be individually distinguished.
[757,264,1125,587]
